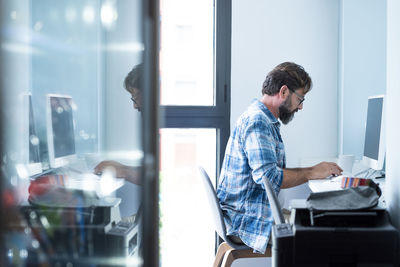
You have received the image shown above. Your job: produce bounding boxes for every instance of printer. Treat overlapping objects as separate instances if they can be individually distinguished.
[273,202,399,266]
[19,177,140,265]
[262,177,400,267]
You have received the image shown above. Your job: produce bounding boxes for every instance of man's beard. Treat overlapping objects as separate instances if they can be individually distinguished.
[279,98,297,125]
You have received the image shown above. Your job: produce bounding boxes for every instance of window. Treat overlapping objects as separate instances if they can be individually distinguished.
[160,128,216,266]
[160,0,214,106]
[159,0,231,266]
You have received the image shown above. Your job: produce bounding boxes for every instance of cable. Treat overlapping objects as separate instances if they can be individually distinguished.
[354,168,370,177]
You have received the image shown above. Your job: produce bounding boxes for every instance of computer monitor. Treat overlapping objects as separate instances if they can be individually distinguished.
[362,95,385,171]
[19,93,43,177]
[46,94,76,168]
[27,94,43,175]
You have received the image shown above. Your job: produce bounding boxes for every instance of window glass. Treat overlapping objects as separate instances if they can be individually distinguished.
[160,0,214,106]
[159,128,216,266]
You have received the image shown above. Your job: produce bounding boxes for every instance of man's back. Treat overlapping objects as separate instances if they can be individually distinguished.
[217,99,285,254]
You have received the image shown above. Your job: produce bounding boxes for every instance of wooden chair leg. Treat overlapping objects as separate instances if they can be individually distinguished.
[220,248,235,267]
[213,242,233,267]
[221,247,272,267]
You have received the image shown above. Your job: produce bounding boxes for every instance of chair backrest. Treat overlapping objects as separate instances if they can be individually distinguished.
[262,176,285,225]
[198,166,227,241]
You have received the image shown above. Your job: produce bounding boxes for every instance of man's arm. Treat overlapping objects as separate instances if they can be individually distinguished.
[94,160,141,185]
[281,161,343,189]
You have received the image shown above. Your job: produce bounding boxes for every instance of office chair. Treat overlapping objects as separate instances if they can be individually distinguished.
[198,167,271,267]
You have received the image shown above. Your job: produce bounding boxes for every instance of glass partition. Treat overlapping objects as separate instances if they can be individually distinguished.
[1,0,149,266]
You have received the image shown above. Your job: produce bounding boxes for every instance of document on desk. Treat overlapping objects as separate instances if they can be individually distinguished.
[308,176,344,193]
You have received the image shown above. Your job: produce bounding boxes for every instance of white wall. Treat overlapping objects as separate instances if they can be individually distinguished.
[103,0,143,217]
[339,0,386,157]
[231,1,339,265]
[231,0,339,167]
[0,0,31,200]
[385,0,400,231]
[231,0,339,215]
[103,0,142,152]
[230,1,400,265]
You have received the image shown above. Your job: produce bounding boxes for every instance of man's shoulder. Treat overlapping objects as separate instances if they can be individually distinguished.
[231,110,271,142]
[239,102,270,125]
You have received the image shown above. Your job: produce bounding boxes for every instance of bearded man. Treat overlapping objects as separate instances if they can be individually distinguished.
[216,62,342,253]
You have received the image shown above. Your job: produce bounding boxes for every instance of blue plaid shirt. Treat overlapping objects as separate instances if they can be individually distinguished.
[217,99,286,253]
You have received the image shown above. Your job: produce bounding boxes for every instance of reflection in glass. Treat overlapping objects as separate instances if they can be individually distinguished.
[1,0,144,266]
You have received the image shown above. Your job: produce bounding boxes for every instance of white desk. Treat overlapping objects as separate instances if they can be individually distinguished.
[303,158,386,209]
[308,175,385,193]
[302,157,386,204]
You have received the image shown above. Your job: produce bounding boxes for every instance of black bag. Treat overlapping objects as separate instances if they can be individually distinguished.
[306,181,382,227]
[307,186,380,211]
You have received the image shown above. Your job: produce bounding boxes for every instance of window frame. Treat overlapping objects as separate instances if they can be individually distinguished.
[142,1,161,266]
[159,0,231,255]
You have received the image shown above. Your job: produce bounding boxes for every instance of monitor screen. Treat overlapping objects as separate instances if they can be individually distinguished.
[363,97,383,160]
[47,95,76,168]
[362,95,385,170]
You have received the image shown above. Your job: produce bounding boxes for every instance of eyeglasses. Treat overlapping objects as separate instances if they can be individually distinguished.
[288,88,305,106]
[130,93,140,104]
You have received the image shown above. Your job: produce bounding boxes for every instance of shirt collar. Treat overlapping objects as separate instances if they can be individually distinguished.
[252,99,281,127]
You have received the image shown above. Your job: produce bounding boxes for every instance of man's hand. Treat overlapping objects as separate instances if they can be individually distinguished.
[309,161,343,180]
[94,160,129,178]
[94,160,141,185]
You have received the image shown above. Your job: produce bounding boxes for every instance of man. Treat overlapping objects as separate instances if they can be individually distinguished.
[94,64,142,185]
[216,62,342,253]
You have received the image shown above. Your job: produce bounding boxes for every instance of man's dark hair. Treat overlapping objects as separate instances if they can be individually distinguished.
[124,63,143,93]
[262,62,312,95]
